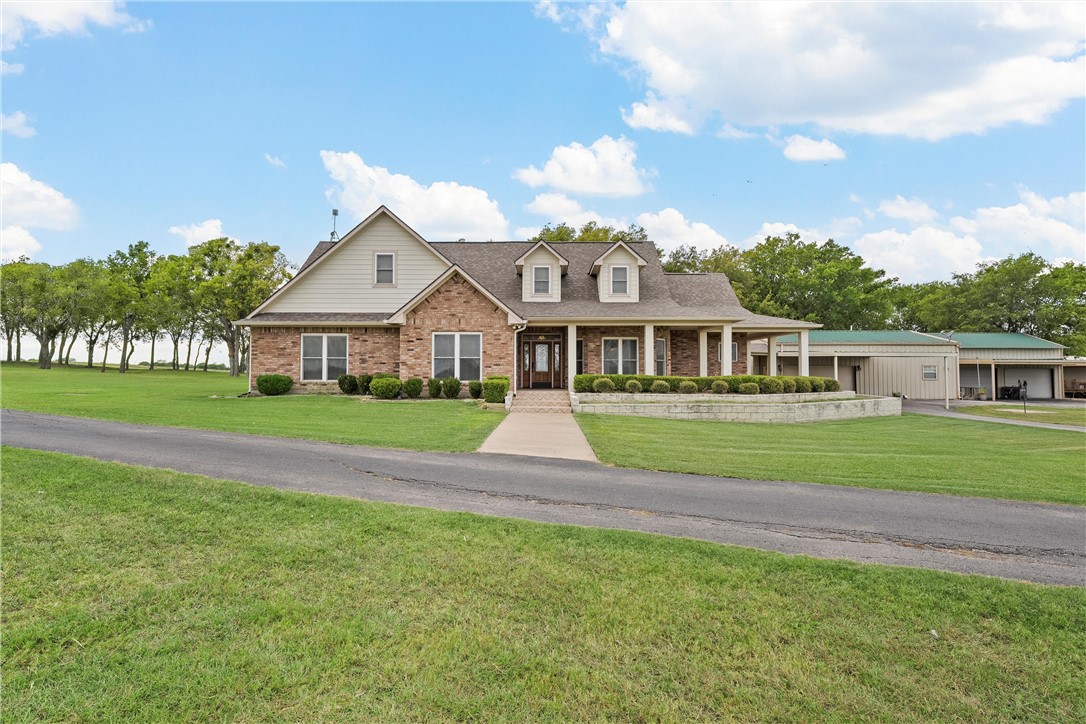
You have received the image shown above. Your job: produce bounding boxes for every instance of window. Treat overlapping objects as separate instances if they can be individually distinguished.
[433,332,482,381]
[602,338,638,374]
[301,334,347,381]
[375,253,395,285]
[922,365,938,381]
[576,339,584,375]
[611,265,628,295]
[533,265,550,295]
[655,339,666,376]
[718,342,739,363]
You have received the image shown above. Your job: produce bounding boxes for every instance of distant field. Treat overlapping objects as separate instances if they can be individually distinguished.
[576,413,1086,505]
[4,447,1084,722]
[959,404,1086,427]
[0,363,504,452]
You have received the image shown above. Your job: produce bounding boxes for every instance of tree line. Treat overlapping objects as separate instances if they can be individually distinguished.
[534,222,1086,355]
[1,238,292,375]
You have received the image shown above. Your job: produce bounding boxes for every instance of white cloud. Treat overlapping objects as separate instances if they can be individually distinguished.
[264,153,286,169]
[951,188,1086,258]
[718,123,758,140]
[1,111,36,138]
[321,150,509,240]
[1,60,24,75]
[513,135,650,197]
[848,192,863,203]
[547,3,1085,140]
[518,193,626,238]
[1,0,150,51]
[854,227,984,283]
[878,195,938,223]
[0,162,78,230]
[635,208,728,252]
[620,93,696,134]
[168,219,225,248]
[1,226,42,260]
[781,135,845,162]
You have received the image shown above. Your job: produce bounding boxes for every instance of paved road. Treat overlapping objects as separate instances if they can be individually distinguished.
[4,410,1083,586]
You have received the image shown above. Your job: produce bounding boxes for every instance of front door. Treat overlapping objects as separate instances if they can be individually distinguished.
[521,339,564,389]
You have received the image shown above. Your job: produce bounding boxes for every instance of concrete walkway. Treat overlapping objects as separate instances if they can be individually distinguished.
[478,412,598,461]
[904,399,1086,432]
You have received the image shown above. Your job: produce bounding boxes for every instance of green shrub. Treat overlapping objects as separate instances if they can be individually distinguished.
[711,380,729,394]
[482,376,509,404]
[256,374,293,396]
[442,377,462,399]
[810,377,825,392]
[372,372,397,379]
[650,380,671,394]
[678,380,698,394]
[779,377,797,393]
[337,374,359,395]
[759,376,784,394]
[823,378,841,392]
[370,377,402,399]
[402,377,423,399]
[794,377,812,393]
[468,380,483,399]
[593,378,616,393]
[428,378,442,398]
[356,374,373,395]
[625,380,642,394]
[737,382,760,395]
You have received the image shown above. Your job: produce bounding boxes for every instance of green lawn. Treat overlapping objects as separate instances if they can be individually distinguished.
[576,413,1086,505]
[959,404,1086,427]
[4,448,1083,722]
[0,363,504,452]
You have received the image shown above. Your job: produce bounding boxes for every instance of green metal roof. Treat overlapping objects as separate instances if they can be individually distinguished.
[773,330,950,345]
[947,332,1064,349]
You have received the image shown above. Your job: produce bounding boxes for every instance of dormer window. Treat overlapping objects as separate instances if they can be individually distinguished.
[533,265,550,295]
[375,253,395,285]
[611,265,629,295]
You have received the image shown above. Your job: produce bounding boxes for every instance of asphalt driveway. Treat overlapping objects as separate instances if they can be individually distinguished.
[3,409,1083,586]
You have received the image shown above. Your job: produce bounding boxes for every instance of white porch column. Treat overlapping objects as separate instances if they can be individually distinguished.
[644,323,654,376]
[833,355,839,381]
[720,324,733,376]
[798,330,810,377]
[746,342,754,375]
[566,324,577,391]
[767,335,778,376]
[698,329,709,377]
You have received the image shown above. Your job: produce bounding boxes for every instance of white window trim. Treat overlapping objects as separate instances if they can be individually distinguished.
[922,365,938,381]
[374,252,396,286]
[300,333,348,382]
[655,338,666,376]
[531,264,551,296]
[431,331,483,381]
[718,342,739,363]
[610,265,629,295]
[601,336,639,375]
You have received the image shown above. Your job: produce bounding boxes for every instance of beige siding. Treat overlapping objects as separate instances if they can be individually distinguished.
[520,247,561,303]
[960,348,1062,361]
[264,215,449,313]
[596,246,640,303]
[856,356,959,400]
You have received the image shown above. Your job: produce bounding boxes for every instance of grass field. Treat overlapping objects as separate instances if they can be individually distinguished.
[0,363,503,452]
[4,447,1084,722]
[959,403,1086,427]
[576,413,1086,505]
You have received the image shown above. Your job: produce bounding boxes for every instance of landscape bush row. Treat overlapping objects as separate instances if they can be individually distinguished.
[573,373,841,395]
[255,374,509,403]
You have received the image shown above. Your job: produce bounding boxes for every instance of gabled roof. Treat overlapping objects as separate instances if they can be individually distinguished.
[589,240,647,276]
[514,241,569,273]
[244,206,451,319]
[385,265,526,325]
[943,332,1064,349]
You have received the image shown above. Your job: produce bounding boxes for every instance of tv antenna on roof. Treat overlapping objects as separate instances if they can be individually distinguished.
[329,208,340,242]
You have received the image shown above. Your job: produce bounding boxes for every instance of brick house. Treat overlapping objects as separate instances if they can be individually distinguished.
[235,206,819,393]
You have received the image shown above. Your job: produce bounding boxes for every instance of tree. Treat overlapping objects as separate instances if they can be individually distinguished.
[530,221,648,243]
[147,254,200,370]
[106,241,156,373]
[20,263,73,369]
[0,257,33,362]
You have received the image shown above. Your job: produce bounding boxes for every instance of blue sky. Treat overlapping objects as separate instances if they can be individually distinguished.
[3,1,1084,285]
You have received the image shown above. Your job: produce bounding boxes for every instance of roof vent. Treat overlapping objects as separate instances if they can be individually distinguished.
[329,208,339,242]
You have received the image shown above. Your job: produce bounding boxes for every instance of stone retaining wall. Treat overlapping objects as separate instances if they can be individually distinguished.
[571,393,901,423]
[578,391,857,405]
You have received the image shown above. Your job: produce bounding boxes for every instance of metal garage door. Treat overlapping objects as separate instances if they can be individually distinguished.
[1003,367,1053,398]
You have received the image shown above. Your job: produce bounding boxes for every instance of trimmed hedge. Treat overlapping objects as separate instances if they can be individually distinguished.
[468,380,483,399]
[650,380,671,394]
[824,378,842,392]
[428,378,442,399]
[794,377,812,393]
[442,377,462,399]
[625,380,642,394]
[337,374,359,395]
[572,373,837,396]
[738,382,760,395]
[370,377,403,399]
[356,374,373,396]
[402,377,423,399]
[593,378,616,393]
[810,377,826,392]
[779,377,797,394]
[711,380,729,394]
[482,376,509,404]
[759,376,784,394]
[678,380,698,394]
[256,374,293,396]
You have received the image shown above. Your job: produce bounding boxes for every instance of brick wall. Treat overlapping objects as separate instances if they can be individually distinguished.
[399,273,515,381]
[249,326,400,390]
[650,328,749,377]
